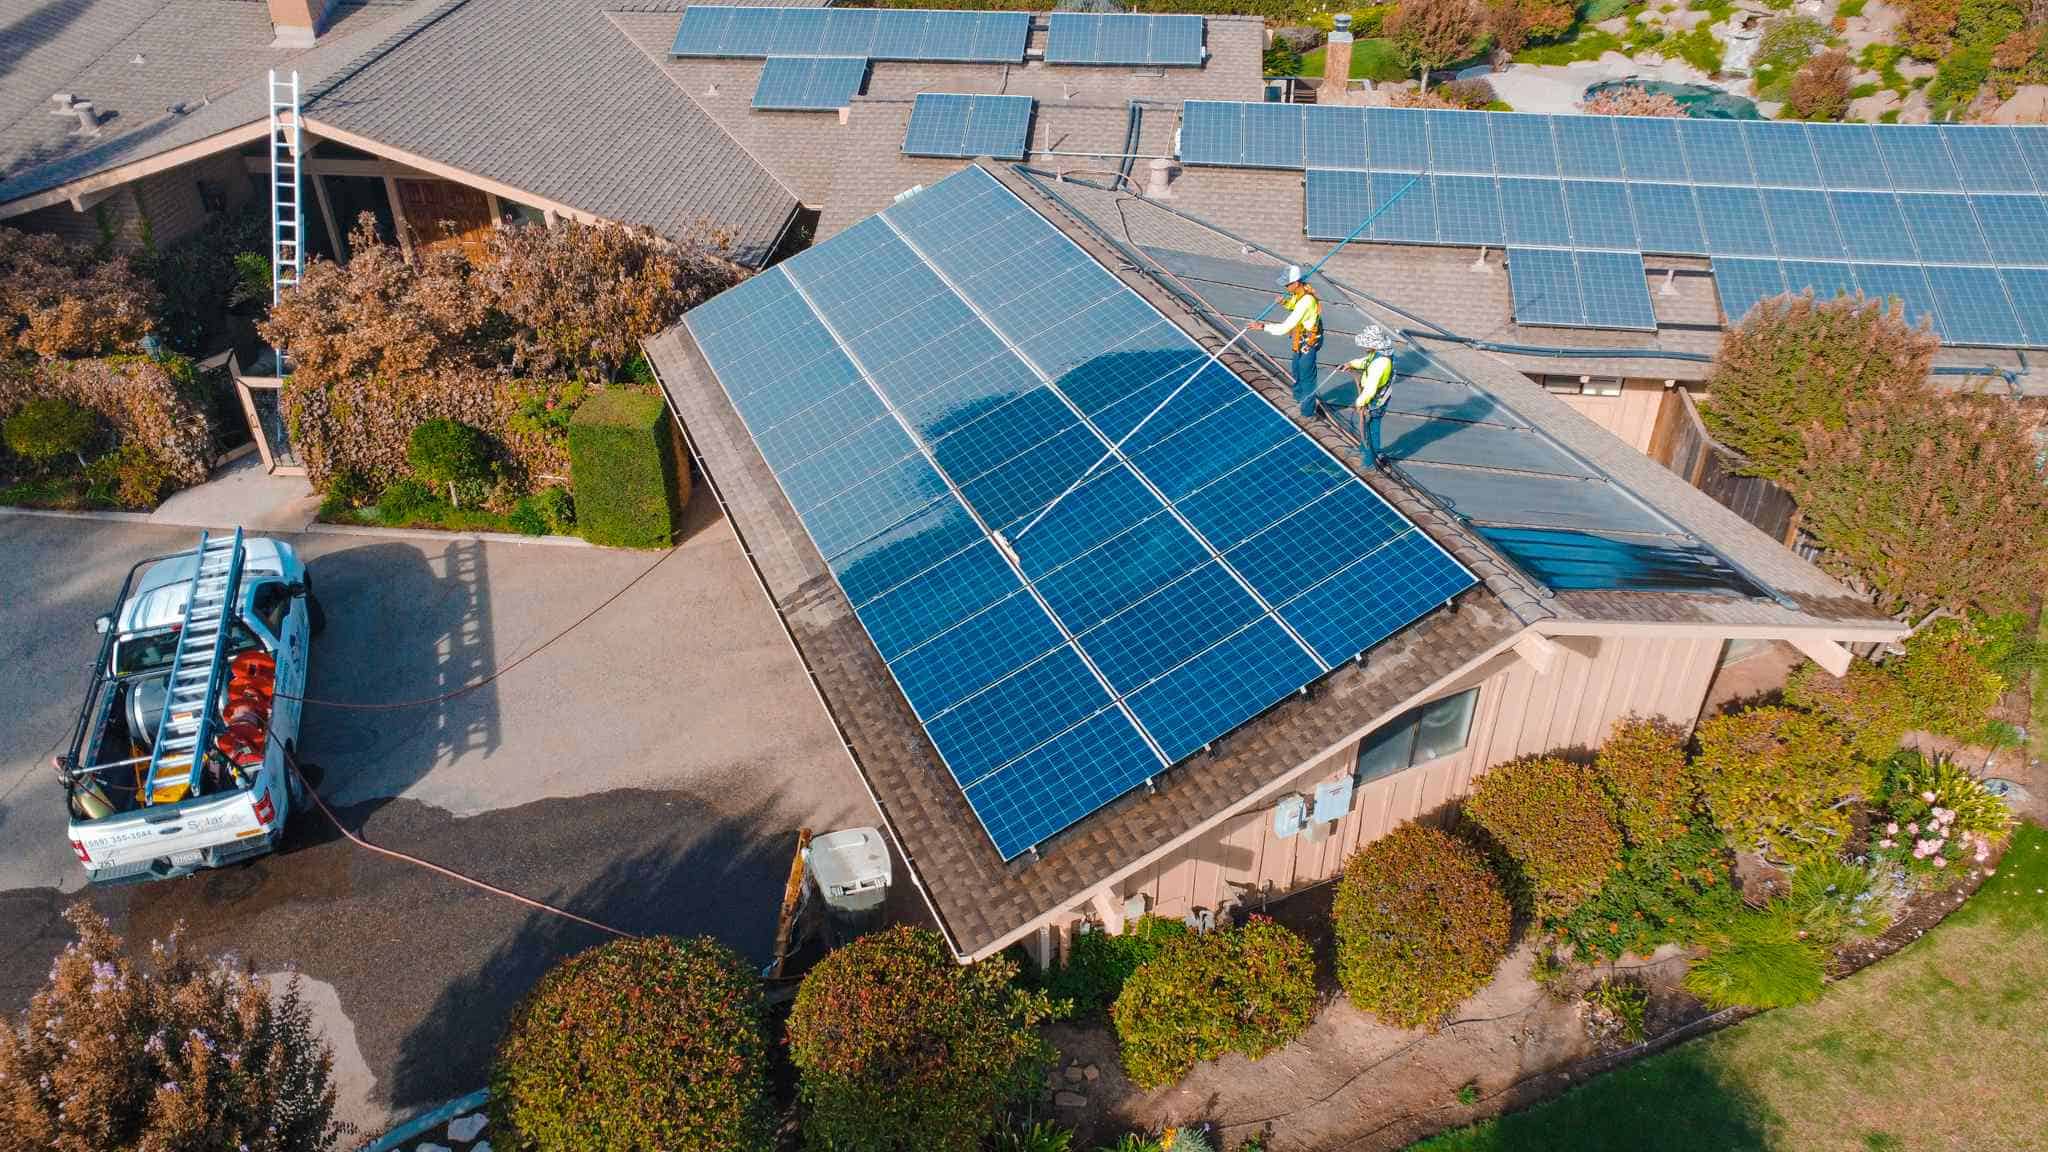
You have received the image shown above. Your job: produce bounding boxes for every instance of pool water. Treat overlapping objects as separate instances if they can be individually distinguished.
[1583,78,1763,119]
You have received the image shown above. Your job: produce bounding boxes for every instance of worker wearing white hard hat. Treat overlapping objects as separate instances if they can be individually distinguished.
[1261,264,1323,417]
[1345,326,1396,467]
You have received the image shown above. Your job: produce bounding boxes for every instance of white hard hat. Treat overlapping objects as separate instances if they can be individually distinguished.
[1278,264,1304,287]
[1354,325,1392,351]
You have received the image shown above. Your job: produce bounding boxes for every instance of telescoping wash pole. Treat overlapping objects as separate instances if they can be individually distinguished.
[993,175,1421,563]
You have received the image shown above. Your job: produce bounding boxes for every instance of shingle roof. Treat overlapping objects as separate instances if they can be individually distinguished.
[645,160,1528,957]
[304,0,799,263]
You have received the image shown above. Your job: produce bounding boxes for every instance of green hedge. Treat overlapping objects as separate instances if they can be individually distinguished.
[568,390,681,548]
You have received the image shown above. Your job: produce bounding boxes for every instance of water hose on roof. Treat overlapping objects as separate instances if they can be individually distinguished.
[991,174,1422,563]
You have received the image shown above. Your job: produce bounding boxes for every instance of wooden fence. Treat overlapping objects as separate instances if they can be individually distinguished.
[1647,387,1803,548]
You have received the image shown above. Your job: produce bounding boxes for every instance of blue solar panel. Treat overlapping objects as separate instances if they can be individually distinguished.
[1499,178,1570,246]
[1971,195,2048,264]
[1759,188,1843,260]
[1615,116,1686,181]
[1366,172,1435,244]
[1998,266,2048,343]
[1178,100,1244,166]
[1711,257,1785,325]
[1365,107,1429,171]
[1743,121,1820,187]
[1426,110,1493,174]
[1433,175,1504,245]
[1304,105,1368,169]
[751,56,866,110]
[1304,169,1369,241]
[2014,126,2048,192]
[1491,114,1559,176]
[1242,102,1305,169]
[1873,126,1959,191]
[1780,260,1858,305]
[903,93,1033,159]
[685,165,1473,859]
[1563,180,1636,250]
[1810,123,1891,190]
[1553,115,1622,179]
[1851,263,1943,335]
[1696,185,1773,257]
[1628,183,1705,254]
[1925,265,2024,345]
[672,6,1027,61]
[1677,119,1754,185]
[1045,13,1204,65]
[1478,527,1762,595]
[1577,250,1657,330]
[1942,126,2035,192]
[1507,247,1581,326]
[1828,191,1918,261]
[1897,194,1989,263]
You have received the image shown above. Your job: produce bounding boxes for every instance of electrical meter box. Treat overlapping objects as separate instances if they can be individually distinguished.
[810,826,892,943]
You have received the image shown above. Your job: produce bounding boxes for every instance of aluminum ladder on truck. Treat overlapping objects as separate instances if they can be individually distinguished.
[142,530,246,806]
[267,70,301,337]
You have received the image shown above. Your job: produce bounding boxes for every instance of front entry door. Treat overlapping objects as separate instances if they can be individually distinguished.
[394,179,495,262]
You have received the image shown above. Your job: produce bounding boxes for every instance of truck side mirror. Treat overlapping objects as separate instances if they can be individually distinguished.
[286,581,307,599]
[94,615,112,635]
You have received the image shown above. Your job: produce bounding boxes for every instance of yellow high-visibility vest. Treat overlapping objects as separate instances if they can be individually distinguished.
[1279,287,1322,352]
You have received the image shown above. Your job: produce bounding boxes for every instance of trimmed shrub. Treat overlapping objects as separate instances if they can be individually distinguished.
[375,479,436,525]
[0,355,213,485]
[1786,48,1854,119]
[568,390,682,548]
[86,444,174,509]
[4,396,96,466]
[1436,77,1498,108]
[490,936,771,1152]
[0,904,342,1152]
[406,418,491,506]
[1753,15,1831,100]
[1332,824,1511,1030]
[1113,917,1318,1088]
[1043,914,1189,1019]
[1581,84,1687,115]
[788,925,1057,1152]
[1784,658,1912,762]
[1594,715,1697,849]
[1553,820,1741,961]
[1464,755,1623,919]
[1695,706,1870,864]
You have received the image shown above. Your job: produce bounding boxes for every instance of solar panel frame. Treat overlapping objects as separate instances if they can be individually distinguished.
[1576,250,1657,330]
[751,55,867,111]
[1924,264,2025,346]
[1872,126,1960,191]
[1490,114,1560,177]
[1710,257,1786,326]
[1507,247,1582,326]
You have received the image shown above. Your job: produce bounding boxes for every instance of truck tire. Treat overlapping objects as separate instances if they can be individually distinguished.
[307,592,326,636]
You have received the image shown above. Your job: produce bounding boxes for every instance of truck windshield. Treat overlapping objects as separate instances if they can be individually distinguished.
[113,624,263,676]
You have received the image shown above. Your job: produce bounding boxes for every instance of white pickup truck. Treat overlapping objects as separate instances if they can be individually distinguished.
[57,530,323,885]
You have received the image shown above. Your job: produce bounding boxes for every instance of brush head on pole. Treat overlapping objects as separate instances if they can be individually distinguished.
[991,531,1020,567]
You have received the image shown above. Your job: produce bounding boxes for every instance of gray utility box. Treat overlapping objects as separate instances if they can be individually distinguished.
[810,827,892,944]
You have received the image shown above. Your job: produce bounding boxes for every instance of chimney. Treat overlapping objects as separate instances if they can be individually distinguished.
[1321,14,1353,103]
[267,0,335,47]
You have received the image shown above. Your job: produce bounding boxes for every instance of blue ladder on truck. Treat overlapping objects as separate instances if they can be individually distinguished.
[143,529,245,806]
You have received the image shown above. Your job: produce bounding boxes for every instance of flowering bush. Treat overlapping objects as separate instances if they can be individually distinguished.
[1112,917,1318,1088]
[1594,715,1698,849]
[1333,824,1511,1030]
[1869,752,2014,884]
[1464,755,1623,919]
[0,905,342,1152]
[490,936,772,1152]
[788,925,1057,1152]
[1694,706,1871,864]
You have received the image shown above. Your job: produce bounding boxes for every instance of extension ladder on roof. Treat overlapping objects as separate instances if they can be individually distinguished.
[143,529,246,806]
[268,70,301,369]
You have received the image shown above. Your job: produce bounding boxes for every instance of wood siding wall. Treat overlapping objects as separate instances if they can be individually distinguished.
[1115,632,1723,921]
[1647,387,1801,547]
[1552,380,1671,455]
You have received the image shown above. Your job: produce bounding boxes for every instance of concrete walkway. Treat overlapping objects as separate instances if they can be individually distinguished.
[149,451,321,532]
[1483,53,1717,115]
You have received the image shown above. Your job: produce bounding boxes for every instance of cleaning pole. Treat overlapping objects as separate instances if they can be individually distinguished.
[993,174,1420,565]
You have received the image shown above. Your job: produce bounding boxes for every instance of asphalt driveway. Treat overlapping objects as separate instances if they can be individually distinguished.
[0,496,882,1132]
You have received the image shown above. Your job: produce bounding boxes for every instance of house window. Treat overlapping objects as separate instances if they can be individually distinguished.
[196,180,227,215]
[1539,375,1623,397]
[1354,688,1480,783]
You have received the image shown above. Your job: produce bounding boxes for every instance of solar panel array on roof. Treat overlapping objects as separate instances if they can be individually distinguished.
[903,93,1034,160]
[1505,248,1657,331]
[1190,102,2048,347]
[752,56,867,111]
[672,5,1030,63]
[684,165,1474,860]
[1045,13,1205,65]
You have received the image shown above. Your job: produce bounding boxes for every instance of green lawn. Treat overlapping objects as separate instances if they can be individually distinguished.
[1514,26,1624,66]
[1415,822,2048,1151]
[2032,612,2048,764]
[1298,38,1411,84]
[0,474,109,510]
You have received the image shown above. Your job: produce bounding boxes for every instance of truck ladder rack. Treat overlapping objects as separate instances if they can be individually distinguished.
[142,529,245,805]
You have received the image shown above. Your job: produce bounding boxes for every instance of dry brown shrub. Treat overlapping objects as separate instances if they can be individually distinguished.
[0,227,158,359]
[1580,85,1687,116]
[1786,48,1854,120]
[1386,86,1458,108]
[0,355,213,484]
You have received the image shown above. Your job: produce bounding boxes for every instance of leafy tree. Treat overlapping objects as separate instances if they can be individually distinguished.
[1580,85,1687,115]
[1332,824,1511,1030]
[0,905,342,1152]
[0,227,158,359]
[1463,755,1623,919]
[787,926,1057,1152]
[1112,917,1317,1088]
[1384,0,1488,90]
[1786,48,1854,119]
[1701,294,1938,484]
[491,937,771,1152]
[3,396,95,467]
[1694,706,1871,865]
[1484,0,1573,65]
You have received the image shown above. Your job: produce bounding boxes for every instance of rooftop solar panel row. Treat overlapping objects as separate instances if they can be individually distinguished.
[902,93,1034,160]
[751,55,867,111]
[1045,13,1205,65]
[1710,257,2048,346]
[672,5,1030,63]
[1507,247,1656,331]
[685,165,1473,859]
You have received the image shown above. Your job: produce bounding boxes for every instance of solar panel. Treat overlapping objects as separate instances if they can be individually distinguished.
[1942,126,2035,192]
[686,165,1473,859]
[1896,194,1989,263]
[1676,118,1754,186]
[1828,191,1918,261]
[1563,180,1636,251]
[1304,105,1368,169]
[1696,185,1773,257]
[1758,188,1843,260]
[1743,121,1820,187]
[2014,126,2048,192]
[1872,126,1959,191]
[1433,174,1503,246]
[1553,115,1622,179]
[903,93,1033,159]
[1925,265,2025,345]
[1491,114,1559,176]
[1507,247,1582,326]
[1366,107,1429,171]
[1851,262,1944,335]
[1242,102,1306,169]
[1426,109,1493,175]
[1303,168,1371,241]
[1628,183,1705,254]
[1178,100,1245,166]
[1045,13,1204,65]
[1780,260,1859,304]
[1367,172,1435,243]
[1998,266,2048,343]
[1809,122,1891,190]
[1576,250,1657,330]
[1615,115,1686,181]
[752,56,866,111]
[1499,178,1570,246]
[1710,258,1786,325]
[1972,195,2048,264]
[672,5,1028,62]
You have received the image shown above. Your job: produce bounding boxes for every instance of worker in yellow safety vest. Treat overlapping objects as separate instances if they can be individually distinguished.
[1345,326,1396,468]
[1263,265,1323,417]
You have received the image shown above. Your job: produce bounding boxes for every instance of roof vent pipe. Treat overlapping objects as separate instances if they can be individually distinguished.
[1145,156,1175,199]
[50,95,99,136]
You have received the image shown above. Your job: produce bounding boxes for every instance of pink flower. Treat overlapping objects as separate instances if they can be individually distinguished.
[1886,822,1900,835]
[1878,838,1895,848]
[1933,856,1948,868]
[1921,791,1937,803]
[1907,822,1920,835]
